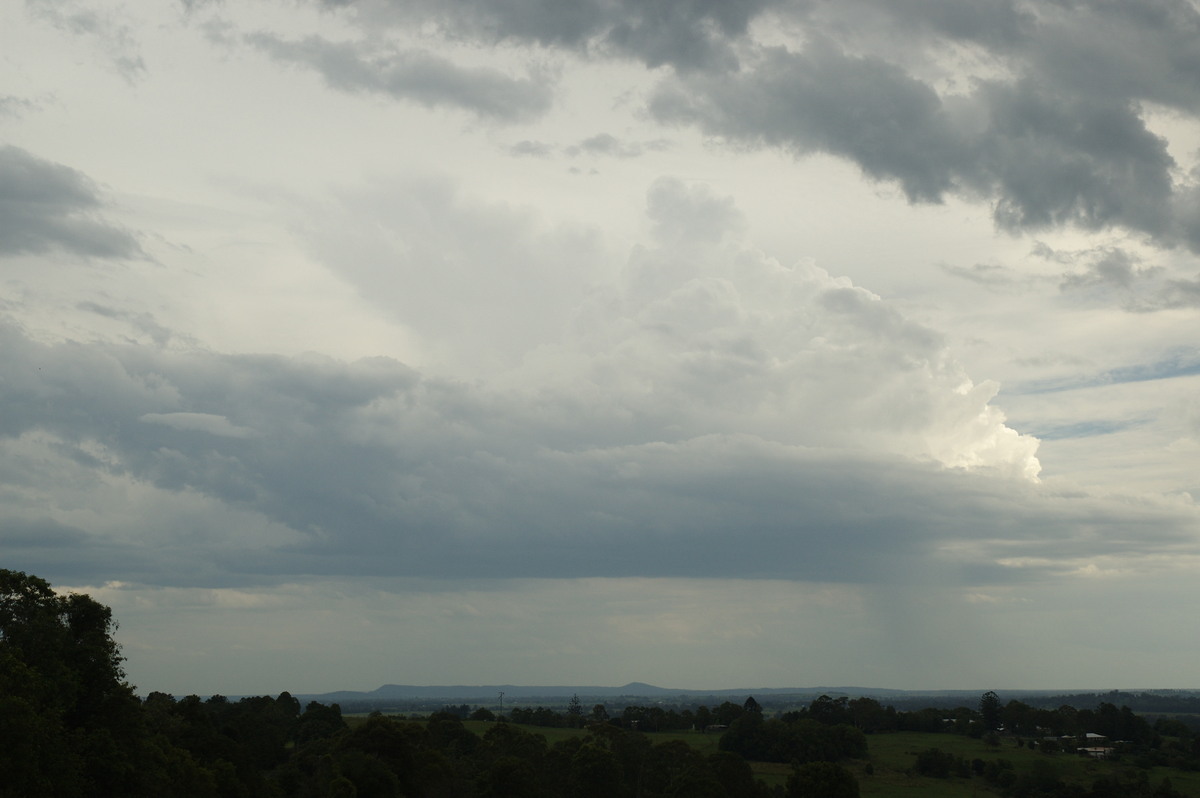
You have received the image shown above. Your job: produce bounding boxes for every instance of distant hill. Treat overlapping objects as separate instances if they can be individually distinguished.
[293,683,1046,705]
[288,684,1200,713]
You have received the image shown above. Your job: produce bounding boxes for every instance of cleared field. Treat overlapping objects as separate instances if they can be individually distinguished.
[360,718,1200,797]
[858,731,1200,798]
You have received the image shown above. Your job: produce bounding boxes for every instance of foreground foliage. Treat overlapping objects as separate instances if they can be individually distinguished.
[7,569,1200,798]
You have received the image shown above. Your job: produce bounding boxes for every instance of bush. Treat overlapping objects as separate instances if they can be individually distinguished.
[787,761,859,798]
[914,748,959,778]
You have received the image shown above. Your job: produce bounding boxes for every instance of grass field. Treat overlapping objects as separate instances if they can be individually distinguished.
[854,732,1200,798]
[355,716,1200,797]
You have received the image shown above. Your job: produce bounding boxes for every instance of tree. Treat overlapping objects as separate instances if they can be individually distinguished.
[715,700,745,726]
[478,756,542,798]
[0,569,151,795]
[0,570,127,716]
[708,751,767,798]
[787,761,859,798]
[847,697,895,733]
[297,700,348,744]
[569,743,621,798]
[980,691,1002,731]
[743,696,762,714]
[914,748,959,778]
[808,695,851,726]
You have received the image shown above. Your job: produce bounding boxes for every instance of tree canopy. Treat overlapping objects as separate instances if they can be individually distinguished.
[0,569,143,795]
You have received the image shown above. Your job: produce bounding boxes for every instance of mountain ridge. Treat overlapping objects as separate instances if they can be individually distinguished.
[291,683,1141,704]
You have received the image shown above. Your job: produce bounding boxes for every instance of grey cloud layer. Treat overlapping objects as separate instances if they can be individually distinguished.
[320,0,772,71]
[650,44,1188,248]
[26,0,147,82]
[307,0,1200,249]
[1049,245,1200,311]
[0,145,140,258]
[3,318,1195,590]
[246,32,554,122]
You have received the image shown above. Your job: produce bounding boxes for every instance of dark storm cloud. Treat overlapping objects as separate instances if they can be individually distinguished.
[2,318,1195,591]
[645,0,1200,248]
[0,517,89,548]
[245,32,555,122]
[649,41,963,203]
[861,0,1034,46]
[0,145,140,258]
[650,52,1180,242]
[1018,0,1200,111]
[782,0,1200,110]
[284,1,1200,247]
[978,81,1175,236]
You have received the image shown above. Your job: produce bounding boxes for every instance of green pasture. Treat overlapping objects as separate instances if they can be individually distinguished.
[858,732,1200,798]
[356,717,1200,798]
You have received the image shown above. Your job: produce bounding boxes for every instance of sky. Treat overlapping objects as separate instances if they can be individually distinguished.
[2,0,1200,698]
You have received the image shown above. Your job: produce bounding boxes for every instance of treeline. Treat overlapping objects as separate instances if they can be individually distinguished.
[9,682,785,798]
[8,567,1200,798]
[0,569,807,797]
[912,748,1186,798]
[422,691,1200,769]
[468,699,752,732]
[1017,691,1200,716]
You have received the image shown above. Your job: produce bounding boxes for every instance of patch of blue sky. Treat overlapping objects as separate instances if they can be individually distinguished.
[1024,418,1147,441]
[1003,349,1200,396]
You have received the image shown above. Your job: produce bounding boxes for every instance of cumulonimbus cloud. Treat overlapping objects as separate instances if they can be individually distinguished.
[4,179,1195,591]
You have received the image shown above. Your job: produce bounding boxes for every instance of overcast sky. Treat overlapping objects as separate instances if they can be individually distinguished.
[3,0,1200,697]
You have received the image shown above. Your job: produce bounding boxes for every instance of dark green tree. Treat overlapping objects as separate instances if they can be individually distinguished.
[979,690,1002,731]
[715,700,745,726]
[808,695,851,726]
[0,569,151,796]
[914,747,959,778]
[569,743,621,798]
[297,700,348,744]
[847,697,895,733]
[478,756,543,798]
[481,722,549,768]
[787,761,860,798]
[708,750,769,798]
